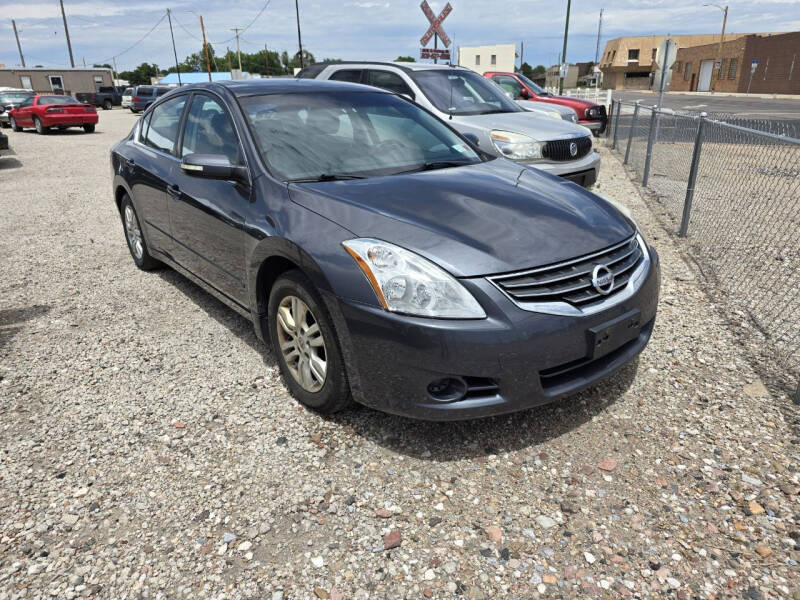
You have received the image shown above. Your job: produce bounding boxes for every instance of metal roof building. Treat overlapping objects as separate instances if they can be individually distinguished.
[156,71,252,85]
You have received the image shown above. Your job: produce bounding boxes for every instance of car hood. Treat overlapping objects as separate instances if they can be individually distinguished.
[549,95,596,109]
[517,100,574,119]
[452,111,590,141]
[287,159,633,278]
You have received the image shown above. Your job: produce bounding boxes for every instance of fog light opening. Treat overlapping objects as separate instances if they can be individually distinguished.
[427,377,468,403]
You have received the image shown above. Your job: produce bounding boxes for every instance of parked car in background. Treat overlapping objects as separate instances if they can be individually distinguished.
[9,95,98,134]
[516,98,578,123]
[75,86,127,110]
[130,85,173,113]
[299,62,599,187]
[121,87,134,109]
[0,89,35,127]
[484,71,607,136]
[110,79,658,420]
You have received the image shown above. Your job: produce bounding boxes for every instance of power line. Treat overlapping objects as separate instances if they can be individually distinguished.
[171,13,204,42]
[207,0,272,45]
[94,12,167,64]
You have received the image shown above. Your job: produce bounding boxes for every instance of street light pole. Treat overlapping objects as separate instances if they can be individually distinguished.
[559,0,572,95]
[704,3,728,92]
[295,0,305,69]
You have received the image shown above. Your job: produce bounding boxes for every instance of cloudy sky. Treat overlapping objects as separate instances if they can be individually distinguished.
[2,0,798,72]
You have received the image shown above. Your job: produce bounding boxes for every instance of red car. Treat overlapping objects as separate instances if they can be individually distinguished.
[9,95,98,134]
[484,71,607,136]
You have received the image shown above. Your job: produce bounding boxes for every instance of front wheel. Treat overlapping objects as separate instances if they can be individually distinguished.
[83,124,95,133]
[102,100,112,110]
[119,194,160,270]
[9,116,21,132]
[268,271,351,414]
[33,117,48,135]
[129,108,138,113]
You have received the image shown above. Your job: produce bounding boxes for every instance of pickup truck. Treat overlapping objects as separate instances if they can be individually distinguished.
[75,86,127,110]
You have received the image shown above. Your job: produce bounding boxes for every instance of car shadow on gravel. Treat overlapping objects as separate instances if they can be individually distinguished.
[329,360,639,462]
[0,156,22,170]
[0,304,51,351]
[155,270,278,367]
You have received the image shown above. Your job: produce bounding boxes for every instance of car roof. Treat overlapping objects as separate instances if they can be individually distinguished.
[174,78,391,97]
[297,61,472,78]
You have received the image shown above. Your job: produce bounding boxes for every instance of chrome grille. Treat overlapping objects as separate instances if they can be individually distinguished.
[488,234,644,307]
[542,136,592,161]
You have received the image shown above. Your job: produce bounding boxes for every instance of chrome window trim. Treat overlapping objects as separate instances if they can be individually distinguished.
[487,233,650,317]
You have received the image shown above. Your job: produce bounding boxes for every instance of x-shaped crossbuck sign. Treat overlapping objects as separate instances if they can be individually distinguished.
[420,1,452,48]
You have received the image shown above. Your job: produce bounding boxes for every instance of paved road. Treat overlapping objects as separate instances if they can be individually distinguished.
[613,90,800,118]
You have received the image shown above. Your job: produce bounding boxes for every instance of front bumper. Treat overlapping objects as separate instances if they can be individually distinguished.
[333,246,660,420]
[580,119,606,133]
[525,150,600,188]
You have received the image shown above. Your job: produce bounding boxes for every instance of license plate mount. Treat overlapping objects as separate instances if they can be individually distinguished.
[589,309,642,359]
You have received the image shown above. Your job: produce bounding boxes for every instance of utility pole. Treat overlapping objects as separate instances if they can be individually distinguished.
[520,41,524,71]
[559,0,571,94]
[200,15,212,82]
[12,20,25,67]
[112,57,119,83]
[59,0,75,67]
[231,28,243,73]
[166,9,182,85]
[705,3,728,92]
[295,0,305,69]
[595,8,603,64]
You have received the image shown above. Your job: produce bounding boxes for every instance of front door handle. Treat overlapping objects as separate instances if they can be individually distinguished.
[166,184,180,198]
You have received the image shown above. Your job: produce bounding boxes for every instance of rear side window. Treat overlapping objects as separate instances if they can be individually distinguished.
[137,86,154,96]
[330,69,363,83]
[365,70,414,97]
[181,95,242,165]
[492,75,523,97]
[143,95,187,155]
[156,88,171,96]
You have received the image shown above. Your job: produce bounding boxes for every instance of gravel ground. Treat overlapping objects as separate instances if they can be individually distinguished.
[1,110,798,600]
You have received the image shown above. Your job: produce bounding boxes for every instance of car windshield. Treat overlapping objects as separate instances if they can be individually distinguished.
[516,74,549,96]
[38,96,80,105]
[123,88,133,95]
[0,92,33,104]
[410,69,522,116]
[240,91,483,182]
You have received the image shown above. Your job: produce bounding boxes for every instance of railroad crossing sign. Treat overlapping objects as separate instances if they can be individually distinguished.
[420,1,452,48]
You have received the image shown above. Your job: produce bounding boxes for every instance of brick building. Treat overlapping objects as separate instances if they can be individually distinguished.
[599,34,755,90]
[670,32,800,94]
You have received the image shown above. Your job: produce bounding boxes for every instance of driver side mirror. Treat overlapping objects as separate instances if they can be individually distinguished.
[181,154,248,183]
[519,88,531,99]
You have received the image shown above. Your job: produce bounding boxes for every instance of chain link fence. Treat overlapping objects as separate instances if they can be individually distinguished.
[608,100,800,402]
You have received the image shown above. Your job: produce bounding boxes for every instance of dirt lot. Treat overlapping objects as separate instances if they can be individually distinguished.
[1,110,798,599]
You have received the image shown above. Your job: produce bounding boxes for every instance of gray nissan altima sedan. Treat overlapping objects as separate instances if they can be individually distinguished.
[110,78,659,420]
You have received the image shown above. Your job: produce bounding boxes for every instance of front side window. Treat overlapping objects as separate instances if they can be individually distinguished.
[330,69,362,83]
[19,97,34,108]
[492,75,523,98]
[143,95,187,155]
[515,73,548,96]
[411,69,522,116]
[365,70,414,97]
[241,91,482,181]
[0,92,34,105]
[181,95,241,165]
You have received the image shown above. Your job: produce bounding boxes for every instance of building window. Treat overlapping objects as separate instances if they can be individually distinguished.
[475,55,480,66]
[718,59,726,79]
[684,62,692,81]
[728,58,738,79]
[48,75,64,93]
[611,50,616,61]
[652,48,657,61]
[490,54,496,65]
[627,49,639,62]
[20,75,32,89]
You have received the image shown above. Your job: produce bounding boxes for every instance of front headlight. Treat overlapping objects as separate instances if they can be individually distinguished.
[342,239,486,319]
[548,111,563,120]
[569,113,579,123]
[490,130,544,160]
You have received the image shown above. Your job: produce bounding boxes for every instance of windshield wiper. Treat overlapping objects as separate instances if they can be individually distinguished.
[290,173,368,182]
[394,160,475,175]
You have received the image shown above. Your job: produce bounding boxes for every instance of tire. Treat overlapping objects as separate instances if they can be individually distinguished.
[33,117,48,135]
[0,121,9,129]
[119,194,160,271]
[83,124,95,133]
[102,100,112,110]
[268,270,351,414]
[130,108,138,113]
[9,116,21,132]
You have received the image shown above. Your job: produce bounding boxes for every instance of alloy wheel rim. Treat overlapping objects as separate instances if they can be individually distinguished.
[124,205,144,260]
[276,295,327,392]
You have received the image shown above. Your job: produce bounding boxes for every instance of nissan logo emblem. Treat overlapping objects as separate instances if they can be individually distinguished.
[591,264,614,295]
[569,142,578,157]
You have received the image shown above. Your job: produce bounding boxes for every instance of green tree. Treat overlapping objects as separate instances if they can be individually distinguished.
[119,63,161,86]
[395,55,415,62]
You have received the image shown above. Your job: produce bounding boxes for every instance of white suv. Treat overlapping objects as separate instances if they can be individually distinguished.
[298,62,600,187]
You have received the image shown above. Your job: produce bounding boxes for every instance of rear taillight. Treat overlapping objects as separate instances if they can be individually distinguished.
[46,107,63,113]
[133,97,139,102]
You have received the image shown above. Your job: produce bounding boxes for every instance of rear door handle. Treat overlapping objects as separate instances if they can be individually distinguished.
[166,184,180,198]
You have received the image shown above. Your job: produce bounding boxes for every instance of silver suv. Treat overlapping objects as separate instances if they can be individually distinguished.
[298,62,600,187]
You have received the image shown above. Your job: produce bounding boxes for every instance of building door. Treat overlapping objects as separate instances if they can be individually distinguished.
[697,60,714,92]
